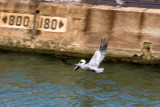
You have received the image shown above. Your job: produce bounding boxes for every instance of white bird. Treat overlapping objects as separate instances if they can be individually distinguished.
[73,38,108,73]
[116,0,125,8]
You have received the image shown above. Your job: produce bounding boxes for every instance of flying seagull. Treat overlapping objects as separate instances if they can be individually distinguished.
[73,38,108,73]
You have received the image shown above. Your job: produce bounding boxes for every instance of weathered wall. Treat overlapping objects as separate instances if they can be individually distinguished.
[86,6,160,63]
[0,1,160,64]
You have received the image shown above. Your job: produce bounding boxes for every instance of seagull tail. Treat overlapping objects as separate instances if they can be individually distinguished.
[95,68,104,73]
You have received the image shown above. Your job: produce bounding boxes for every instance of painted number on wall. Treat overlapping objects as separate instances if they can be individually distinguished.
[0,12,67,32]
[37,16,67,32]
[0,12,34,29]
[8,15,29,27]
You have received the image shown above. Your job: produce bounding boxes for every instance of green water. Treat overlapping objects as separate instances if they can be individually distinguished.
[0,51,160,107]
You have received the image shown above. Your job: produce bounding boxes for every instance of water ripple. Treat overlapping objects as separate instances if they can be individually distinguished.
[0,52,160,106]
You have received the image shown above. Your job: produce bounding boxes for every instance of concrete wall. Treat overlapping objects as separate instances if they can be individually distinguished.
[0,0,160,64]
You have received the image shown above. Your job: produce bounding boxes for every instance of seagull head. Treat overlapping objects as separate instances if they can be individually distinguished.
[79,59,86,65]
[73,59,86,71]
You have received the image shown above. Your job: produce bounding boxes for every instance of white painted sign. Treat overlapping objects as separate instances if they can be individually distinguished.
[36,15,67,32]
[0,12,67,32]
[0,12,34,29]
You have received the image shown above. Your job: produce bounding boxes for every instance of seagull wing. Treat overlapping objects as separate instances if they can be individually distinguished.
[88,39,108,67]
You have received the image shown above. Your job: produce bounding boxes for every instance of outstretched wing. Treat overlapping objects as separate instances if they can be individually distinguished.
[88,39,108,67]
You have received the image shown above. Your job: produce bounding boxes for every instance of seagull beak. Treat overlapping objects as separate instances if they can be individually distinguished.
[73,62,80,71]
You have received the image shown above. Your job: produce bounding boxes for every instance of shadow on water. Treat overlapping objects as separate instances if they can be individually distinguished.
[0,51,160,107]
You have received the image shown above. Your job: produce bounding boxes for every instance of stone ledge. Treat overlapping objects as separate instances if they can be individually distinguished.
[0,1,160,64]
